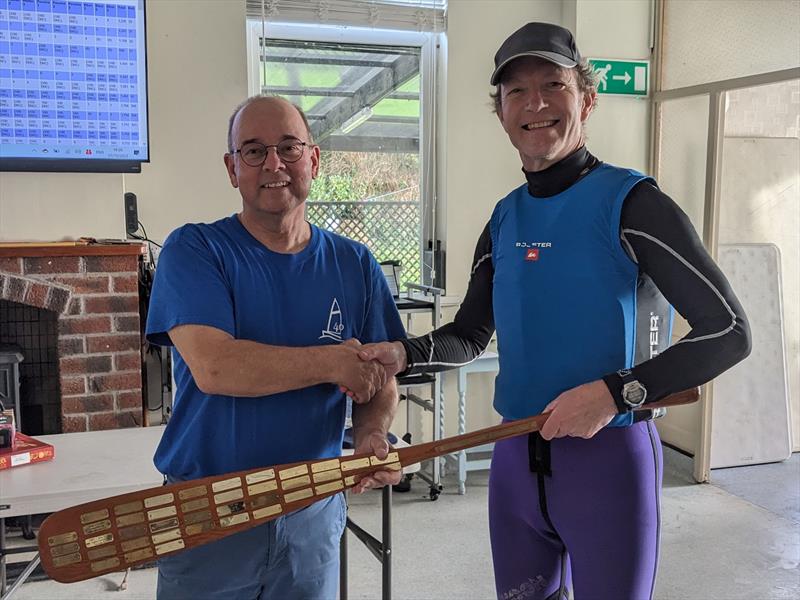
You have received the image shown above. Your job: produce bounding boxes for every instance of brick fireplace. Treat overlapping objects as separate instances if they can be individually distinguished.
[0,243,147,434]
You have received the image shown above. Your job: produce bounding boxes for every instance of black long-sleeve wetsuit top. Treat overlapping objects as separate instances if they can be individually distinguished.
[399,146,752,414]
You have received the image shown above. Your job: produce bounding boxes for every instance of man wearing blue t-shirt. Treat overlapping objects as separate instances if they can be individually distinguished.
[145,95,406,599]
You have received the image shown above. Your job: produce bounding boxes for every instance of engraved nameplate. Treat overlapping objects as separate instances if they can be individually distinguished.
[114,500,143,516]
[144,493,174,508]
[311,459,340,473]
[118,524,148,541]
[91,557,120,572]
[148,506,177,521]
[53,553,82,567]
[214,489,244,505]
[149,517,180,534]
[155,539,185,555]
[184,510,212,525]
[84,533,114,548]
[216,501,246,517]
[315,481,344,494]
[212,477,242,492]
[370,452,399,466]
[80,509,109,524]
[344,476,356,486]
[340,457,371,472]
[125,548,154,563]
[278,465,308,480]
[252,505,283,520]
[180,498,210,513]
[185,521,214,536]
[246,469,275,484]
[250,493,279,509]
[121,537,150,552]
[220,513,250,527]
[281,475,311,491]
[87,545,117,560]
[82,519,111,535]
[178,485,207,500]
[116,513,145,528]
[151,529,182,545]
[50,542,80,557]
[247,480,278,495]
[48,531,77,547]
[313,469,342,483]
[283,488,313,503]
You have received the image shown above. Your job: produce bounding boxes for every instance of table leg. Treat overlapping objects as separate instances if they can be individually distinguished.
[339,518,348,600]
[382,485,391,600]
[1,517,6,596]
[342,487,393,600]
[458,370,468,495]
[1,553,40,600]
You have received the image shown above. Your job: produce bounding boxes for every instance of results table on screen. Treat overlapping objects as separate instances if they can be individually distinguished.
[0,0,148,161]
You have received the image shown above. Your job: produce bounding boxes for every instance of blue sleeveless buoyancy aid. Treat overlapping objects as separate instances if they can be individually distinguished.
[490,163,653,426]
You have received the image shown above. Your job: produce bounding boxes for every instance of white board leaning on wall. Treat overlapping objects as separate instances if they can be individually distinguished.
[711,243,792,468]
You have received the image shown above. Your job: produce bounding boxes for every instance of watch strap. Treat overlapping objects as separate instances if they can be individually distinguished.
[602,372,630,414]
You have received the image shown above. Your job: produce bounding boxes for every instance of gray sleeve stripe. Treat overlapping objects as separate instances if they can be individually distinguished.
[620,231,639,264]
[413,343,492,370]
[621,228,738,344]
[470,253,492,278]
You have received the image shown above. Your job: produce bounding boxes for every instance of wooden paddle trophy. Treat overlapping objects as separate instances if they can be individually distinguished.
[38,387,699,583]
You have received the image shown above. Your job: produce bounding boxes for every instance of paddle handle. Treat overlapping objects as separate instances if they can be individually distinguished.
[396,386,701,465]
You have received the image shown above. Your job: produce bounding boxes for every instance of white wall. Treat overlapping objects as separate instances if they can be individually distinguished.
[654,1,800,456]
[718,139,799,451]
[0,0,655,438]
[0,0,247,243]
[576,0,652,172]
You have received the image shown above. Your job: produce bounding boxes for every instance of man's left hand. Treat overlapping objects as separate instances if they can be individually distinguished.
[351,431,402,493]
[539,380,618,440]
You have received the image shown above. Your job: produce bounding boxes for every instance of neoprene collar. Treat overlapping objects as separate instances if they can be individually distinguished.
[523,145,599,198]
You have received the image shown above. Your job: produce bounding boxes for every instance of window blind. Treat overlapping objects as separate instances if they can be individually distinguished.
[246,0,447,32]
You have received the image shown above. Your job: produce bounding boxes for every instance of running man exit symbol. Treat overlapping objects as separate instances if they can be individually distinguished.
[588,59,649,96]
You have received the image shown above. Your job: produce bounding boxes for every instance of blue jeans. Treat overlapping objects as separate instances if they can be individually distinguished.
[156,492,347,600]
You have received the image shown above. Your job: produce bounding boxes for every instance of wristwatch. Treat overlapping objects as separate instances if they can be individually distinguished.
[617,369,647,409]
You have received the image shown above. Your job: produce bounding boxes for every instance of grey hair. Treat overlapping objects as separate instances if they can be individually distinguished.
[489,58,598,115]
[226,95,314,152]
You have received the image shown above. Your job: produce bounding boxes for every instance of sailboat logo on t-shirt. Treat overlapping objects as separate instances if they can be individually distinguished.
[320,298,345,341]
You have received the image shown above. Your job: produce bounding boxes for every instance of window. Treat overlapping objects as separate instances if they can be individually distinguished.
[247,21,442,288]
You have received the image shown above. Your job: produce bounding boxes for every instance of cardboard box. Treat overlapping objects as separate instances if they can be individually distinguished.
[0,433,55,470]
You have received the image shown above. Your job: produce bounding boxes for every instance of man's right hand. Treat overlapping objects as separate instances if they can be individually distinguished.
[334,341,388,404]
[358,341,407,378]
[339,341,407,400]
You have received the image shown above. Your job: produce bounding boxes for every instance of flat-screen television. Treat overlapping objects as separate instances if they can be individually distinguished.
[0,0,149,173]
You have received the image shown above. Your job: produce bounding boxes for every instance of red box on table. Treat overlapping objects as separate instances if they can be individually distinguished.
[0,433,55,470]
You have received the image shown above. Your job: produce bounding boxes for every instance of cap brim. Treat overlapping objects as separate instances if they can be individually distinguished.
[490,51,578,85]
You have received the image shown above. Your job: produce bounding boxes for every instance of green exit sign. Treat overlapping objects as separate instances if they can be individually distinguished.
[588,59,649,96]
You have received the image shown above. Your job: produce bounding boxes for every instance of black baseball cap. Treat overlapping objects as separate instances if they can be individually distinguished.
[490,22,582,85]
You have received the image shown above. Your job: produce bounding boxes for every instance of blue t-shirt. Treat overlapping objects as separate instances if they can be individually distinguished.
[146,215,406,479]
[490,164,651,425]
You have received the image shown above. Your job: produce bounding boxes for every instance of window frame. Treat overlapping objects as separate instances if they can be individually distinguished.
[245,20,445,288]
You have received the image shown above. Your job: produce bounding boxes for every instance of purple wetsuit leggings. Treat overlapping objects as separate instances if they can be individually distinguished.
[489,420,663,600]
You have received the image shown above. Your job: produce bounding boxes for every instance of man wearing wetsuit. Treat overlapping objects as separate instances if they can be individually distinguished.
[349,22,752,600]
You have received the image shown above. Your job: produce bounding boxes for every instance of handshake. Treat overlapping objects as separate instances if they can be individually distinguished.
[334,339,407,403]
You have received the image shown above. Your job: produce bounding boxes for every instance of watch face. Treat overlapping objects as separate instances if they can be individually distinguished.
[623,382,646,406]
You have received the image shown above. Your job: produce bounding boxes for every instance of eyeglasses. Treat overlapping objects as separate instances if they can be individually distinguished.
[231,139,309,167]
